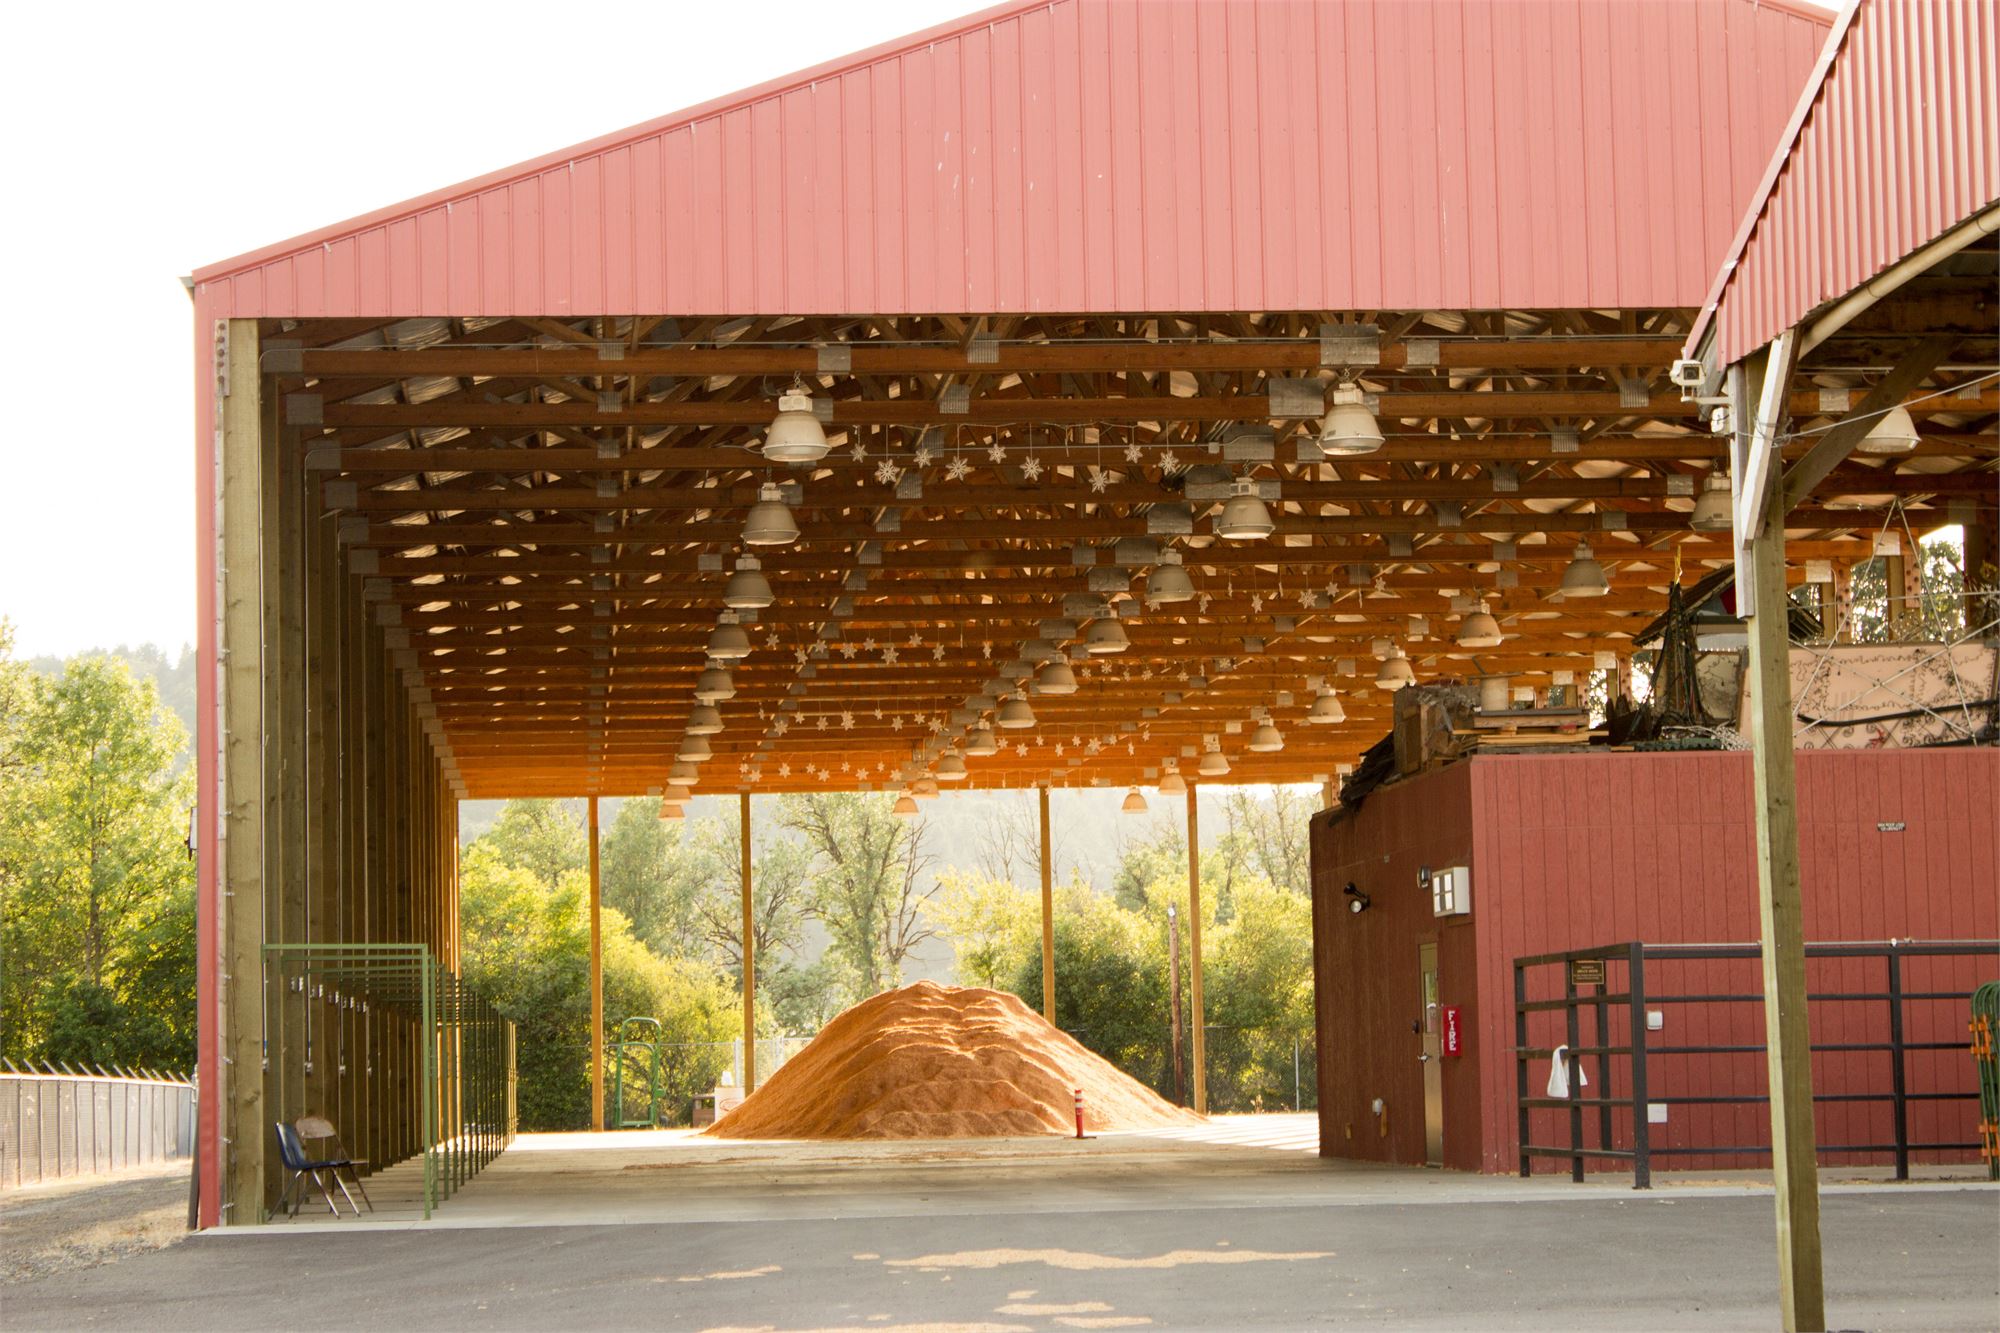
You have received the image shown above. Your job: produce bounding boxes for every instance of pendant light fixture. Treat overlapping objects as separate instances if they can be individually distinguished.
[664,782,693,803]
[1037,659,1080,694]
[1375,647,1416,691]
[1146,549,1196,603]
[1690,472,1733,531]
[677,734,712,763]
[1307,689,1345,724]
[936,752,969,781]
[707,611,752,660]
[997,695,1037,729]
[1248,717,1285,752]
[723,555,775,609]
[1857,404,1920,454]
[1319,383,1385,455]
[892,792,920,817]
[1198,743,1231,777]
[669,761,700,785]
[1158,761,1187,797]
[761,382,831,464]
[913,776,940,800]
[1560,543,1610,597]
[1085,618,1131,654]
[1216,478,1275,540]
[742,483,800,546]
[658,799,685,821]
[965,722,998,757]
[1121,787,1148,815]
[1456,600,1504,648]
[694,662,736,702]
[686,704,724,736]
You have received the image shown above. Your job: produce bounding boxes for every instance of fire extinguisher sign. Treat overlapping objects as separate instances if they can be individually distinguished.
[1442,1005,1463,1056]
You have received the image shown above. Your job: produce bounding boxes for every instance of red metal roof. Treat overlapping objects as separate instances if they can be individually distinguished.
[192,0,1828,319]
[1691,0,2000,367]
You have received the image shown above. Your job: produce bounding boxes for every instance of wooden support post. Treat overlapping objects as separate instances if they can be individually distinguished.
[740,792,756,1093]
[1186,783,1206,1117]
[1039,786,1055,1023]
[1966,516,1995,636]
[271,401,308,1212]
[1884,548,1909,626]
[219,319,266,1223]
[1738,346,1826,1333]
[589,796,603,1130]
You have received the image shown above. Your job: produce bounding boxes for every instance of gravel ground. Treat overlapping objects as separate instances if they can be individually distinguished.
[0,1163,192,1285]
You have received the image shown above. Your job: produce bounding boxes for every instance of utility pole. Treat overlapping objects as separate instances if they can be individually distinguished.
[1167,901,1185,1105]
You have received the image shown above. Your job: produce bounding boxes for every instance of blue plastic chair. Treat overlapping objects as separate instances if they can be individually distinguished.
[274,1120,367,1217]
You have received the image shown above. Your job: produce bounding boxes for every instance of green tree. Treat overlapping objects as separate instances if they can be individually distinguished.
[483,798,586,890]
[1011,880,1170,1090]
[687,812,815,975]
[1201,879,1314,1111]
[924,869,1039,988]
[779,793,935,1002]
[0,651,195,1066]
[599,797,704,958]
[1224,788,1312,896]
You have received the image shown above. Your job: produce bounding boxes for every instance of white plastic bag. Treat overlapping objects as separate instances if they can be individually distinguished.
[1546,1044,1589,1098]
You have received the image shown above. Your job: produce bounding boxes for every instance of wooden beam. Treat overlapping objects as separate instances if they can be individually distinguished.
[1187,783,1206,1117]
[1740,350,1826,1333]
[740,792,757,1094]
[1779,335,1958,512]
[220,319,267,1223]
[589,796,603,1131]
[1039,786,1055,1023]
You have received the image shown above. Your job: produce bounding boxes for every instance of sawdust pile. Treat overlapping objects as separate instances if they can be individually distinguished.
[706,981,1202,1139]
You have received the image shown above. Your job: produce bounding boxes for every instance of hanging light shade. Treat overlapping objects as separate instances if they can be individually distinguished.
[761,386,830,464]
[965,723,998,757]
[1456,601,1504,648]
[936,753,969,780]
[669,761,700,784]
[1307,689,1346,724]
[707,612,752,660]
[686,704,724,735]
[723,555,775,609]
[1121,787,1149,815]
[1037,659,1080,694]
[677,734,712,762]
[1158,769,1187,796]
[997,696,1037,729]
[1216,478,1275,541]
[1319,383,1385,456]
[892,793,920,817]
[1146,549,1196,603]
[1198,748,1231,777]
[664,782,693,803]
[1375,648,1416,691]
[1085,618,1131,654]
[1248,719,1285,752]
[1857,404,1921,454]
[913,776,940,799]
[694,663,735,702]
[1691,473,1733,532]
[1560,543,1610,597]
[742,483,800,546]
[658,799,684,821]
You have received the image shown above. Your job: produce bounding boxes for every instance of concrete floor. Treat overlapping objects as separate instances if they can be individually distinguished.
[8,1117,1996,1329]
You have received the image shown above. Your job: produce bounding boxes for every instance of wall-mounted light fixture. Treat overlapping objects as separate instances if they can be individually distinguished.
[1343,881,1371,914]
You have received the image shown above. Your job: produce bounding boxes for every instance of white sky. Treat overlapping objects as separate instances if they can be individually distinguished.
[0,0,993,659]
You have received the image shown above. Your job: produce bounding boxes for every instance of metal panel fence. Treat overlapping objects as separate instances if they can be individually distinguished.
[0,1068,196,1188]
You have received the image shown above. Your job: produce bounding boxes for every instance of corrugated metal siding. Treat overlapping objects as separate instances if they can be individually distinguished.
[1707,0,2000,366]
[1311,748,1998,1174]
[190,0,1827,319]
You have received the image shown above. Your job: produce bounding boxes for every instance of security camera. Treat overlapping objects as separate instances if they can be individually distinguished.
[1669,358,1706,390]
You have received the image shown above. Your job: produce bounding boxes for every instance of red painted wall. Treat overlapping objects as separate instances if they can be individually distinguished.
[1312,749,1999,1174]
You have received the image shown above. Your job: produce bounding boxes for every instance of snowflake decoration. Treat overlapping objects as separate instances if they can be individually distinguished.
[1298,587,1318,609]
[881,646,900,665]
[863,638,878,652]
[929,715,948,734]
[946,455,971,481]
[907,631,924,647]
[874,460,901,486]
[817,766,832,782]
[794,646,810,665]
[778,762,792,778]
[1088,467,1110,494]
[850,439,867,462]
[981,640,993,658]
[931,644,945,661]
[1124,439,1144,464]
[839,641,859,659]
[1086,738,1102,755]
[1054,742,1066,756]
[1198,592,1214,612]
[873,705,885,720]
[987,441,1007,464]
[1251,592,1265,613]
[891,713,906,731]
[1158,450,1180,472]
[840,760,853,773]
[815,714,828,732]
[913,444,935,468]
[1020,454,1044,481]
[840,710,855,731]
[773,717,790,735]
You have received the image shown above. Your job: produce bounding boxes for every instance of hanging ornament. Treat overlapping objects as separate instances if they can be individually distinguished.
[946,455,971,481]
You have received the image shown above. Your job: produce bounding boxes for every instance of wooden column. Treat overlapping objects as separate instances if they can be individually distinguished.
[1966,516,1995,636]
[1186,783,1207,1116]
[1738,346,1825,1333]
[740,793,756,1093]
[588,797,603,1130]
[219,320,268,1222]
[1039,786,1055,1023]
